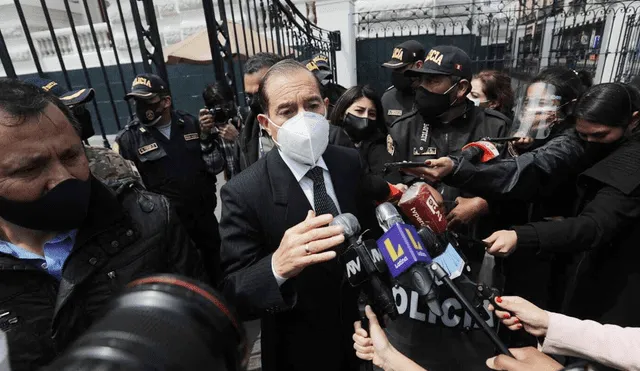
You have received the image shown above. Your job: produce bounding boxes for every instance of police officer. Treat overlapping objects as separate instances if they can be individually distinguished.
[304,54,347,114]
[382,46,512,371]
[389,45,510,179]
[381,40,426,128]
[304,54,352,148]
[115,73,224,283]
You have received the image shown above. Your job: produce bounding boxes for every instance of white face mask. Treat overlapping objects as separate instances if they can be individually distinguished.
[267,110,330,166]
[469,97,488,107]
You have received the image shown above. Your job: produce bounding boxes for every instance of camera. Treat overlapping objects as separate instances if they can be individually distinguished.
[43,274,248,371]
[210,107,232,126]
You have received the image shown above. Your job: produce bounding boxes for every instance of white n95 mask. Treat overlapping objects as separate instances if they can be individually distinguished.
[268,110,330,165]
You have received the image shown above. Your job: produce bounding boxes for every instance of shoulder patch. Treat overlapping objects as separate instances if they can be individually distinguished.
[386,134,395,156]
[388,109,403,117]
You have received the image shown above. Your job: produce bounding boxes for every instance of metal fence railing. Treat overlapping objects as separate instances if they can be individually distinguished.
[355,0,640,91]
[0,0,339,145]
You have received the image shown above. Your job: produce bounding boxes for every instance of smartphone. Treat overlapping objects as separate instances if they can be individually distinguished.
[383,161,431,171]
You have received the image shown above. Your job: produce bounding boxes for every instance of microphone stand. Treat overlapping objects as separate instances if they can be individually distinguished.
[428,262,514,358]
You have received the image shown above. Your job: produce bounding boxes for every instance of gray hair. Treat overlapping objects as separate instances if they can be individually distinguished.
[257,59,321,112]
[244,53,284,75]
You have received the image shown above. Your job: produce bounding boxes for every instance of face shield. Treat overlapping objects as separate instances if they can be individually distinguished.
[509,82,565,140]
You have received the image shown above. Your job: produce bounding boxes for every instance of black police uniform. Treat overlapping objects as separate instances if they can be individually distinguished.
[389,102,510,178]
[381,86,415,128]
[380,40,426,128]
[115,110,221,282]
[380,45,512,371]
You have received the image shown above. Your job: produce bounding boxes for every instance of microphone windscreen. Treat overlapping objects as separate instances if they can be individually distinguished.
[461,141,500,163]
[330,213,361,239]
[398,182,448,234]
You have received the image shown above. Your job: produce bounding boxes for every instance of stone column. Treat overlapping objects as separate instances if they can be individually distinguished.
[314,0,357,86]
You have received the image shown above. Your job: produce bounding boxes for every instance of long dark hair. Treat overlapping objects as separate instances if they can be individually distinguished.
[473,70,514,115]
[574,83,640,127]
[330,85,386,135]
[529,67,590,117]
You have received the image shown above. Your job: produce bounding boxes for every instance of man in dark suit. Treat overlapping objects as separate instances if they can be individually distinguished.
[219,59,372,371]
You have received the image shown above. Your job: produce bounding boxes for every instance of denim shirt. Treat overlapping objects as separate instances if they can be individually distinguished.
[0,230,77,280]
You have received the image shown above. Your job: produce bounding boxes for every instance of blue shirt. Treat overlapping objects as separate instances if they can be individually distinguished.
[0,230,77,280]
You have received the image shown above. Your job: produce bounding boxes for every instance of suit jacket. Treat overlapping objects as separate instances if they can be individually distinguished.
[220,145,374,371]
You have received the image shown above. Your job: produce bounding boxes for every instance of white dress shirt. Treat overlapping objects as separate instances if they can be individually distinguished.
[272,150,342,286]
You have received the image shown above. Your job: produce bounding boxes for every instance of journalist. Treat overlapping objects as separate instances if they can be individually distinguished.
[353,305,587,371]
[484,83,640,345]
[0,79,204,370]
[489,296,640,371]
[219,59,378,371]
[201,81,242,179]
[329,85,401,182]
[469,70,514,117]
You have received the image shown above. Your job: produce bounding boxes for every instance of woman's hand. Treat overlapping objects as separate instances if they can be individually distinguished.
[488,296,550,337]
[484,230,518,257]
[487,347,563,371]
[353,306,395,369]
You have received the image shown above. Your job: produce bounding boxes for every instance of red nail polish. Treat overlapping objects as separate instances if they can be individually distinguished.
[513,317,519,323]
[495,297,502,303]
[503,313,511,319]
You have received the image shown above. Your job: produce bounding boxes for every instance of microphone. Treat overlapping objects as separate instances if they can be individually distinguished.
[375,203,442,316]
[361,174,405,204]
[461,141,500,163]
[330,214,398,319]
[398,184,467,280]
[398,182,448,234]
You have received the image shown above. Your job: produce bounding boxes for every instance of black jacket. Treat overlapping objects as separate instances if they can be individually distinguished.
[219,145,376,371]
[329,127,401,183]
[514,135,640,328]
[381,86,415,128]
[0,178,204,371]
[389,102,510,163]
[445,126,591,201]
[115,110,219,218]
[389,102,510,202]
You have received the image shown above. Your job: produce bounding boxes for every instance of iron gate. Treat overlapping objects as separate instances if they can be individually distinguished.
[0,0,338,146]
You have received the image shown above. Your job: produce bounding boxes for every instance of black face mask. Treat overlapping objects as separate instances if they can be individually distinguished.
[415,85,455,119]
[135,100,165,126]
[584,136,627,160]
[73,106,95,141]
[391,71,414,93]
[341,113,376,143]
[0,178,91,231]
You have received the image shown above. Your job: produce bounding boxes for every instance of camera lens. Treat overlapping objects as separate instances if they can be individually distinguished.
[46,275,248,371]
